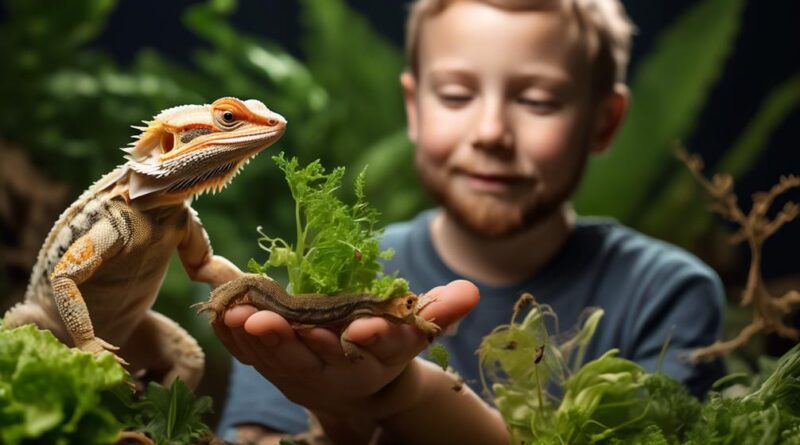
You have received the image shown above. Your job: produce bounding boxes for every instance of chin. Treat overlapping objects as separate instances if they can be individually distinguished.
[415,158,581,239]
[464,198,540,238]
[442,187,559,239]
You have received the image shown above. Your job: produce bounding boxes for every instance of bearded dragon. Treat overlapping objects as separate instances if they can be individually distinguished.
[3,97,286,389]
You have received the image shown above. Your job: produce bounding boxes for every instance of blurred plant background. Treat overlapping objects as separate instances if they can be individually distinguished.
[0,0,797,429]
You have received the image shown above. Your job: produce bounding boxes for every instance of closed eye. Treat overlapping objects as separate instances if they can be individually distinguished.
[517,98,559,113]
[439,94,472,106]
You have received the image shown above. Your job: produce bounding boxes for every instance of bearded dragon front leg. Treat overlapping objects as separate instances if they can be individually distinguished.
[178,208,243,288]
[48,219,126,363]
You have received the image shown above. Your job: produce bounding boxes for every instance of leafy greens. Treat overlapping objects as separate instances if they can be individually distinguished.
[249,153,408,298]
[0,324,128,445]
[479,296,800,444]
[0,325,213,445]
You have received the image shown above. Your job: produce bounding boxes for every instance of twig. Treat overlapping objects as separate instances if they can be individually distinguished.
[677,146,800,363]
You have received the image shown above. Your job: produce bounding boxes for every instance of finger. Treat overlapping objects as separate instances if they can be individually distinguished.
[296,327,352,366]
[224,305,258,328]
[229,324,273,370]
[352,321,426,366]
[244,311,324,375]
[344,279,479,344]
[214,305,260,362]
[418,279,480,329]
[243,310,294,339]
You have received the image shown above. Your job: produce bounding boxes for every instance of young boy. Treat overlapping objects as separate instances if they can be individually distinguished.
[216,0,725,443]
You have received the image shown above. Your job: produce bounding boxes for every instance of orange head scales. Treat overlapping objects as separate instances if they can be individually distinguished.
[121,97,286,200]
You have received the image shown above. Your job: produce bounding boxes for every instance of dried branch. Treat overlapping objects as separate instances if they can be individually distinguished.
[676,146,800,363]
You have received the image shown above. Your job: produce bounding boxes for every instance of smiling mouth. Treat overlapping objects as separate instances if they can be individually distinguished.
[459,170,532,192]
[468,173,525,183]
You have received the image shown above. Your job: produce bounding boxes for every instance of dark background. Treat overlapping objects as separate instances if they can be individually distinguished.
[75,0,799,278]
[0,0,797,431]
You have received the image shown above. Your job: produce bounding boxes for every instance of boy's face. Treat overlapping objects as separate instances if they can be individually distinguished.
[403,1,625,238]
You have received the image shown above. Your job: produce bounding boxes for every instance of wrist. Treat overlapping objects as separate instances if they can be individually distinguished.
[308,359,432,444]
[370,358,438,419]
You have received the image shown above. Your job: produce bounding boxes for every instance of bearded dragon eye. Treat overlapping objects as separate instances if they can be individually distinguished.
[222,111,234,122]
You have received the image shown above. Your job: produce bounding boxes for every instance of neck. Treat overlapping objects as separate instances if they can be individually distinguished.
[128,190,190,211]
[430,204,575,286]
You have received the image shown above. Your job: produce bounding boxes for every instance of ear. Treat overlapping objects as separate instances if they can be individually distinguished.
[589,84,629,155]
[400,71,419,144]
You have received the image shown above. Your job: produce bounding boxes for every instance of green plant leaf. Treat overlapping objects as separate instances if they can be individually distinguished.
[299,0,405,164]
[638,73,800,246]
[426,343,450,371]
[137,379,212,445]
[0,325,128,445]
[255,154,409,298]
[574,0,745,221]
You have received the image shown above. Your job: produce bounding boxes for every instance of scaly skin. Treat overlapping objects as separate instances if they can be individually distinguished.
[4,98,286,389]
[197,273,441,360]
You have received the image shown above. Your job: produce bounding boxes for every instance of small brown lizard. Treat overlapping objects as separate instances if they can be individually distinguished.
[4,98,285,389]
[196,273,441,360]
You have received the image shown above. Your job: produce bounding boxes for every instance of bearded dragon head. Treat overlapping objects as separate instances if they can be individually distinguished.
[122,97,286,200]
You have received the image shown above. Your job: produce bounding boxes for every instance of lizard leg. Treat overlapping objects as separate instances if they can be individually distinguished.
[3,301,70,343]
[340,331,366,362]
[49,221,125,361]
[121,310,205,390]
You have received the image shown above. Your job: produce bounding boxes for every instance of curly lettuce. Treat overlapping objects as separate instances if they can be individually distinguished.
[0,324,128,445]
[249,153,408,298]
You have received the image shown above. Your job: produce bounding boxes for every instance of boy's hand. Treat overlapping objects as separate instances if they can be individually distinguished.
[213,280,478,422]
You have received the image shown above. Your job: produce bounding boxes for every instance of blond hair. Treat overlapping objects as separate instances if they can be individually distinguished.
[404,0,635,95]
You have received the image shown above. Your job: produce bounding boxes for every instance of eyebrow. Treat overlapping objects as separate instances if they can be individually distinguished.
[509,73,573,92]
[426,63,573,87]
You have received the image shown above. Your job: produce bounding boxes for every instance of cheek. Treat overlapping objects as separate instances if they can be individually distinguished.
[415,100,468,162]
[518,110,586,169]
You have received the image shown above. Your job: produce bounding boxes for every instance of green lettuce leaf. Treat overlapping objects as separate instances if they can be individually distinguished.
[0,324,128,445]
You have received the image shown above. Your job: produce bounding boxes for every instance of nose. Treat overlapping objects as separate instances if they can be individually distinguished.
[265,110,288,129]
[472,99,512,151]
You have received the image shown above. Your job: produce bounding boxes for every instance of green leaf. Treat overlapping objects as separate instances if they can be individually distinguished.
[299,0,405,163]
[574,0,745,221]
[426,344,450,371]
[0,325,127,445]
[137,379,212,445]
[638,74,800,246]
[257,154,409,298]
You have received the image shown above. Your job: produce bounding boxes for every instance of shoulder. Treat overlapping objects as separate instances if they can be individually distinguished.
[380,209,436,251]
[579,217,719,280]
[575,217,724,308]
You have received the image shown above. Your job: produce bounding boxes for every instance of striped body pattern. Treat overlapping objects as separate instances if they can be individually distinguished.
[3,98,287,389]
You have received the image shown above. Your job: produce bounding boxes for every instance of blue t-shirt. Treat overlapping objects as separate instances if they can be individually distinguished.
[217,210,725,435]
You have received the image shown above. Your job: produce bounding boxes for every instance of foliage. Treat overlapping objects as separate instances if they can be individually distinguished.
[249,154,408,298]
[426,343,450,371]
[479,297,800,444]
[113,379,213,445]
[576,0,746,221]
[0,324,128,445]
[1,0,793,346]
[0,324,213,445]
[684,344,800,444]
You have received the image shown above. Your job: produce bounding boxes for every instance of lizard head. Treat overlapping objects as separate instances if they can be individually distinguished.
[123,97,286,200]
[386,293,420,319]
